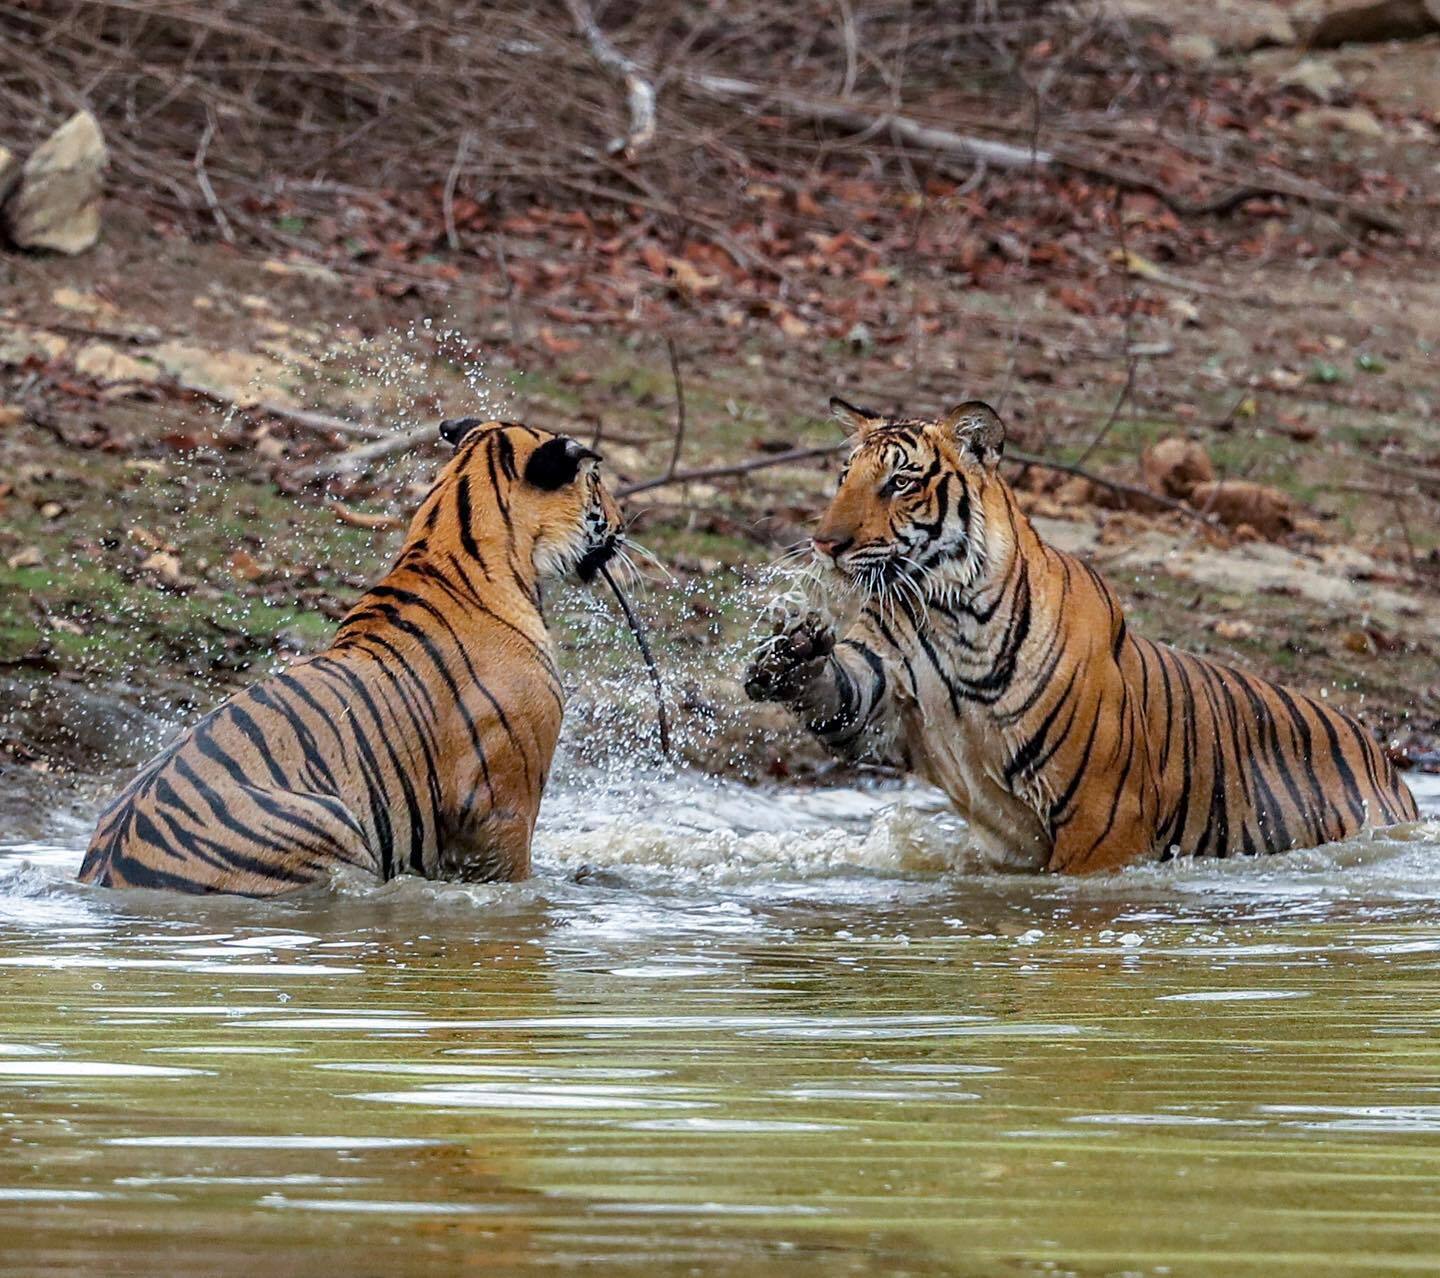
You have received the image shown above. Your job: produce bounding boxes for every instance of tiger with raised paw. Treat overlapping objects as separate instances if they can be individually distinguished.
[745,398,1418,873]
[81,419,627,897]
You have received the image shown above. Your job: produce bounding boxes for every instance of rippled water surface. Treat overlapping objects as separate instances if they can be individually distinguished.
[2,771,1439,1277]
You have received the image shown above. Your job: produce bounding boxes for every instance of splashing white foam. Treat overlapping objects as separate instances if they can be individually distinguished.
[535,800,977,884]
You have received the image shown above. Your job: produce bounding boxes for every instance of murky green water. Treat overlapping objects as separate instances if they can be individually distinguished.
[2,772,1439,1277]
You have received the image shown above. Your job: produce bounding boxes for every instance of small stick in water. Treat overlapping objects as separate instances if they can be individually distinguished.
[598,561,671,757]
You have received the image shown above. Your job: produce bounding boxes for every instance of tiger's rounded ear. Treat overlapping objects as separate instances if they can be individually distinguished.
[829,396,885,437]
[941,401,1005,468]
[439,416,488,449]
[525,436,600,490]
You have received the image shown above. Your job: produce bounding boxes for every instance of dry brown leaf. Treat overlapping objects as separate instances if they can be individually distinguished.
[775,310,809,339]
[668,258,720,296]
[140,551,189,588]
[537,326,581,356]
[226,550,267,581]
[794,188,824,218]
[128,526,165,551]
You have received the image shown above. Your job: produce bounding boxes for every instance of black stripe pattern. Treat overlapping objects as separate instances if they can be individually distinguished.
[79,425,624,896]
[752,415,1419,872]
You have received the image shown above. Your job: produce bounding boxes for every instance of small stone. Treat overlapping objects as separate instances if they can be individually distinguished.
[1166,297,1202,326]
[1244,9,1296,47]
[1168,34,1219,65]
[1279,58,1346,102]
[74,343,160,385]
[1292,106,1385,138]
[1266,367,1305,390]
[140,550,191,589]
[1215,619,1257,641]
[6,546,42,570]
[0,325,67,367]
[3,111,108,255]
[51,286,120,316]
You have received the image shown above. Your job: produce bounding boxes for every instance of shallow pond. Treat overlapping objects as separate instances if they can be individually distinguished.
[2,769,1439,1276]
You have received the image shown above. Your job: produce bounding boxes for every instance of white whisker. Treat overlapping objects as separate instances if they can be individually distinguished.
[621,537,676,584]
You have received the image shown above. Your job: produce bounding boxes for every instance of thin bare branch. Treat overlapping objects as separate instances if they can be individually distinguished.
[442,129,471,253]
[193,110,235,244]
[617,437,1219,529]
[685,72,1051,171]
[663,337,687,480]
[1076,190,1139,468]
[561,0,656,159]
[291,420,434,479]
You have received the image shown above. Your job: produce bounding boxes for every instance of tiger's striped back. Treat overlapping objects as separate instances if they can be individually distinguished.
[1128,636,1416,862]
[80,421,623,896]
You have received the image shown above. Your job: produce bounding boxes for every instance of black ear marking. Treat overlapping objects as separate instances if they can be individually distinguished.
[525,436,598,490]
[940,401,1005,466]
[829,396,885,437]
[439,417,489,449]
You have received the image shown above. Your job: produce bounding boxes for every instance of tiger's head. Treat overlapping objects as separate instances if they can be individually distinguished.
[811,398,1009,600]
[420,418,624,584]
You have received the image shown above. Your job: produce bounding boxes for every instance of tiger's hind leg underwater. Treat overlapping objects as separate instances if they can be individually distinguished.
[79,419,628,897]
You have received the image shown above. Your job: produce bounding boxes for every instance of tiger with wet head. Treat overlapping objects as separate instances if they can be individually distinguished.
[746,399,1418,872]
[80,419,626,896]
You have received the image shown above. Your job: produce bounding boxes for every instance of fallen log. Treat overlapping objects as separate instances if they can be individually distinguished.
[685,72,1051,171]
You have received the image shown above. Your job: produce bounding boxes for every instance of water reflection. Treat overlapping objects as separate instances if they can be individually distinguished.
[0,770,1436,1274]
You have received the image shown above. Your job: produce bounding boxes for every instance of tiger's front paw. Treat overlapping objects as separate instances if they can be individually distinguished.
[743,614,835,703]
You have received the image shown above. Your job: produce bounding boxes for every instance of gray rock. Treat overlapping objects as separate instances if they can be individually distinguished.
[1292,106,1386,137]
[1279,58,1347,101]
[3,111,107,255]
[1168,34,1220,65]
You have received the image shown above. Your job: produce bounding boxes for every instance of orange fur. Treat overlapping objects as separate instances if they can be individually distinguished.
[748,400,1417,872]
[80,422,624,896]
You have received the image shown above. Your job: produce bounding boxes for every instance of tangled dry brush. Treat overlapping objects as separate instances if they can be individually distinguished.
[1,2,1125,239]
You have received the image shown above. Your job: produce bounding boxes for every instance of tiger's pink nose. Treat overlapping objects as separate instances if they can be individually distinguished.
[812,533,845,559]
